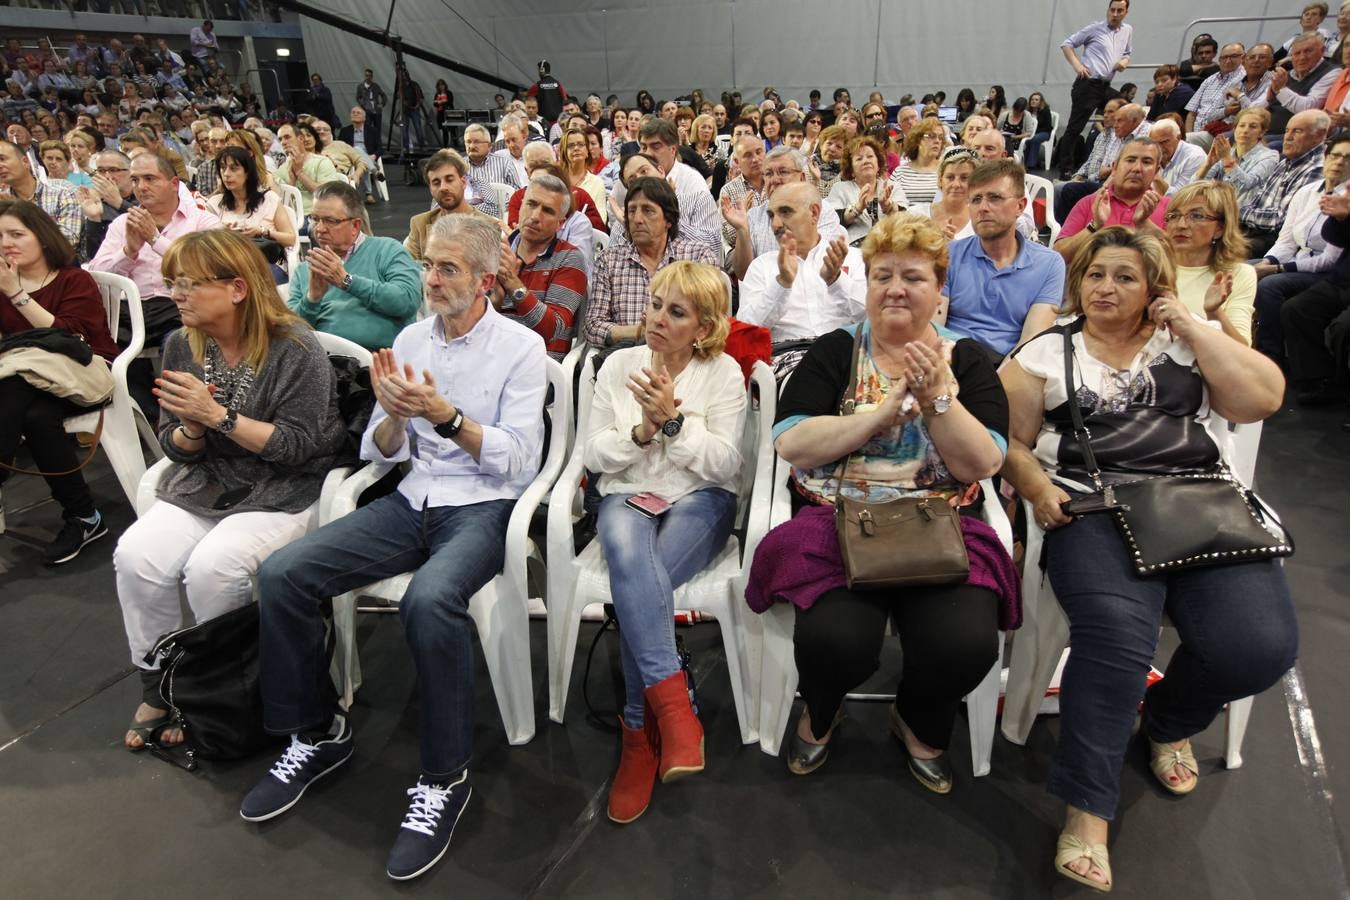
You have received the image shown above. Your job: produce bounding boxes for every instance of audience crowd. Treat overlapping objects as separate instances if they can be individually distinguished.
[1,0,1340,891]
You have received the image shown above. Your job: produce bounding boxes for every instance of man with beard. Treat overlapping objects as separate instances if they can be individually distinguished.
[406,149,494,260]
[287,181,421,350]
[246,211,547,883]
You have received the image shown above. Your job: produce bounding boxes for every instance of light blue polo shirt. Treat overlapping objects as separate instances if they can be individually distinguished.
[943,233,1065,356]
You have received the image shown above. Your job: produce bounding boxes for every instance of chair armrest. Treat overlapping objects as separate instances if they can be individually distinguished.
[321,461,396,526]
[135,457,175,517]
[545,445,588,575]
[316,465,355,525]
[978,477,1014,553]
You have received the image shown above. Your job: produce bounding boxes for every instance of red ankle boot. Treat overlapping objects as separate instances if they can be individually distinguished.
[644,672,704,782]
[608,712,659,824]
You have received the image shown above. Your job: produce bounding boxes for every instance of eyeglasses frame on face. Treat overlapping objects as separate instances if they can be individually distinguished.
[1162,210,1220,225]
[420,259,466,280]
[307,214,358,229]
[164,275,237,296]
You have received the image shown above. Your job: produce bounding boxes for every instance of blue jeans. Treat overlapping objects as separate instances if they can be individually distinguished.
[1044,512,1298,820]
[1024,131,1051,170]
[597,488,737,728]
[257,492,513,779]
[1254,270,1321,363]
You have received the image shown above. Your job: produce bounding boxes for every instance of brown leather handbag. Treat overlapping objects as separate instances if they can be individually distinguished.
[831,327,970,590]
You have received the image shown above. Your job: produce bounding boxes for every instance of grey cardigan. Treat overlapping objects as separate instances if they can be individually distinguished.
[156,324,346,518]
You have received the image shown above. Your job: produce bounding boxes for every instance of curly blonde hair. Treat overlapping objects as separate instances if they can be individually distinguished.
[861,213,950,284]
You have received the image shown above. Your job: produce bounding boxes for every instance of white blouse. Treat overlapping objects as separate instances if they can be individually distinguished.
[208,190,283,232]
[584,346,746,502]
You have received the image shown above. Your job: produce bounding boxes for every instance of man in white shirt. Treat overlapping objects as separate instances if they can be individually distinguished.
[637,117,721,245]
[493,116,529,187]
[723,145,846,278]
[189,20,219,62]
[245,212,547,883]
[739,182,866,349]
[1149,119,1207,194]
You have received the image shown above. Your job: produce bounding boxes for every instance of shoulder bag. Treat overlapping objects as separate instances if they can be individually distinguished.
[1059,325,1293,576]
[142,601,278,771]
[832,326,970,589]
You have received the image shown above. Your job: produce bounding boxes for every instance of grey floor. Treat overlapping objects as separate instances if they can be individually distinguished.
[2,169,1349,899]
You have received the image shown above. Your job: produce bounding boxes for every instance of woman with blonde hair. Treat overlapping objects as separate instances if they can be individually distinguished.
[585,260,746,825]
[813,123,849,196]
[38,140,93,188]
[1162,180,1257,345]
[115,229,346,752]
[62,128,98,175]
[912,147,979,240]
[688,112,719,170]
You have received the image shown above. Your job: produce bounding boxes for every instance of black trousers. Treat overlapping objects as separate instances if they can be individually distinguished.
[1056,77,1112,173]
[1243,226,1281,261]
[118,297,181,421]
[0,377,96,519]
[1281,279,1350,393]
[793,583,999,750]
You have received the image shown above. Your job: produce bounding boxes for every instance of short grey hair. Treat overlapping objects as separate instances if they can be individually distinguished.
[97,148,131,167]
[1149,118,1181,138]
[765,145,807,172]
[522,141,554,167]
[1292,31,1327,50]
[499,114,526,136]
[464,123,491,142]
[428,213,500,277]
[527,173,572,215]
[312,180,363,218]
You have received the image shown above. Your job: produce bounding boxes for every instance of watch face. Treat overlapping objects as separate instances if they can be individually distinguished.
[661,416,683,437]
[932,394,953,414]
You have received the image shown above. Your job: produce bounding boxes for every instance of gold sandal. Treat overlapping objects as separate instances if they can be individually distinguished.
[1149,738,1199,796]
[1055,831,1113,893]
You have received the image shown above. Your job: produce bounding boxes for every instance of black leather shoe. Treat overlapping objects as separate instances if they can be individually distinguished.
[786,709,841,775]
[889,707,953,795]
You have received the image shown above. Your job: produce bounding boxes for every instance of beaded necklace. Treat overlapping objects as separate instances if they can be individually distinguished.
[202,339,256,415]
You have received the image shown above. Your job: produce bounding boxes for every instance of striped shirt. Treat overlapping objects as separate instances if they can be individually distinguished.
[504,233,588,360]
[718,174,766,248]
[889,165,938,205]
[1204,143,1281,209]
[8,179,83,249]
[667,161,721,245]
[1240,145,1324,232]
[583,233,722,345]
[467,152,521,197]
[1061,20,1133,82]
[193,157,219,197]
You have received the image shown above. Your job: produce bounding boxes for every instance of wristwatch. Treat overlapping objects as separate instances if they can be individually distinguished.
[661,413,685,438]
[341,272,354,290]
[1085,222,1099,233]
[10,291,30,308]
[215,407,238,434]
[923,393,954,416]
[435,408,464,439]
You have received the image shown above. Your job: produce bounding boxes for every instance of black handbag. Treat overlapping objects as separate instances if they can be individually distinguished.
[832,327,970,589]
[1059,326,1294,576]
[142,602,279,771]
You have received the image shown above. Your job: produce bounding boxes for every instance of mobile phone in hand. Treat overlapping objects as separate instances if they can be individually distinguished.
[625,491,672,518]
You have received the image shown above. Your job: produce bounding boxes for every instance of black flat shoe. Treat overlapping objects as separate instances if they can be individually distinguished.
[889,706,953,795]
[786,709,842,776]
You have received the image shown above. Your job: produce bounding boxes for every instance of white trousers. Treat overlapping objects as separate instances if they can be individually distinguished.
[115,500,317,669]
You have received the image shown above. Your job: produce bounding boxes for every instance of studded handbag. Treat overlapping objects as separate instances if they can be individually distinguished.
[1059,327,1293,576]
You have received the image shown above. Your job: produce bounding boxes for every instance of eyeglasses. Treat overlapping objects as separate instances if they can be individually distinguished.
[420,260,465,279]
[95,166,128,174]
[163,276,235,296]
[969,192,1013,206]
[1219,52,1244,60]
[1162,211,1220,225]
[864,111,885,120]
[307,215,356,229]
[1328,151,1350,161]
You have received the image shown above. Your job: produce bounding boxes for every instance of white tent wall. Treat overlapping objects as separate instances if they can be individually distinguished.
[299,0,1299,121]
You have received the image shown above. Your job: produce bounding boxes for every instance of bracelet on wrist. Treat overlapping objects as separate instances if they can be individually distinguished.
[179,425,206,440]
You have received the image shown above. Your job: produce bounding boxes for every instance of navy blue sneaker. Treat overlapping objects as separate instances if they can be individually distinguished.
[385,771,472,881]
[239,715,353,822]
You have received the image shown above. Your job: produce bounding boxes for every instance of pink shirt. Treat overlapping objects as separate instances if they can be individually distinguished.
[1060,185,1171,239]
[89,191,222,300]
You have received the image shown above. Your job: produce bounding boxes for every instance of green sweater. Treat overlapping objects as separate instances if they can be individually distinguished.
[288,236,422,350]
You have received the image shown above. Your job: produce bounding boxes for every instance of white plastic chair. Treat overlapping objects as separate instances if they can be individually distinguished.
[1001,415,1261,769]
[755,463,1012,777]
[327,356,570,746]
[591,227,609,256]
[373,156,390,203]
[1024,174,1062,247]
[75,272,164,507]
[545,360,778,745]
[276,182,308,250]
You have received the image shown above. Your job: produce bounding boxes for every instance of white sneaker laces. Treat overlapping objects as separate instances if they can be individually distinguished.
[268,735,317,784]
[401,772,466,836]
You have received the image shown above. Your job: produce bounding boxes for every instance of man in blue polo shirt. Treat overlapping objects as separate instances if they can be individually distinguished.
[943,160,1066,359]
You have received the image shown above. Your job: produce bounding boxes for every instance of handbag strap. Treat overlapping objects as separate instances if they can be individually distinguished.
[831,325,867,500]
[1061,323,1105,492]
[0,408,105,477]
